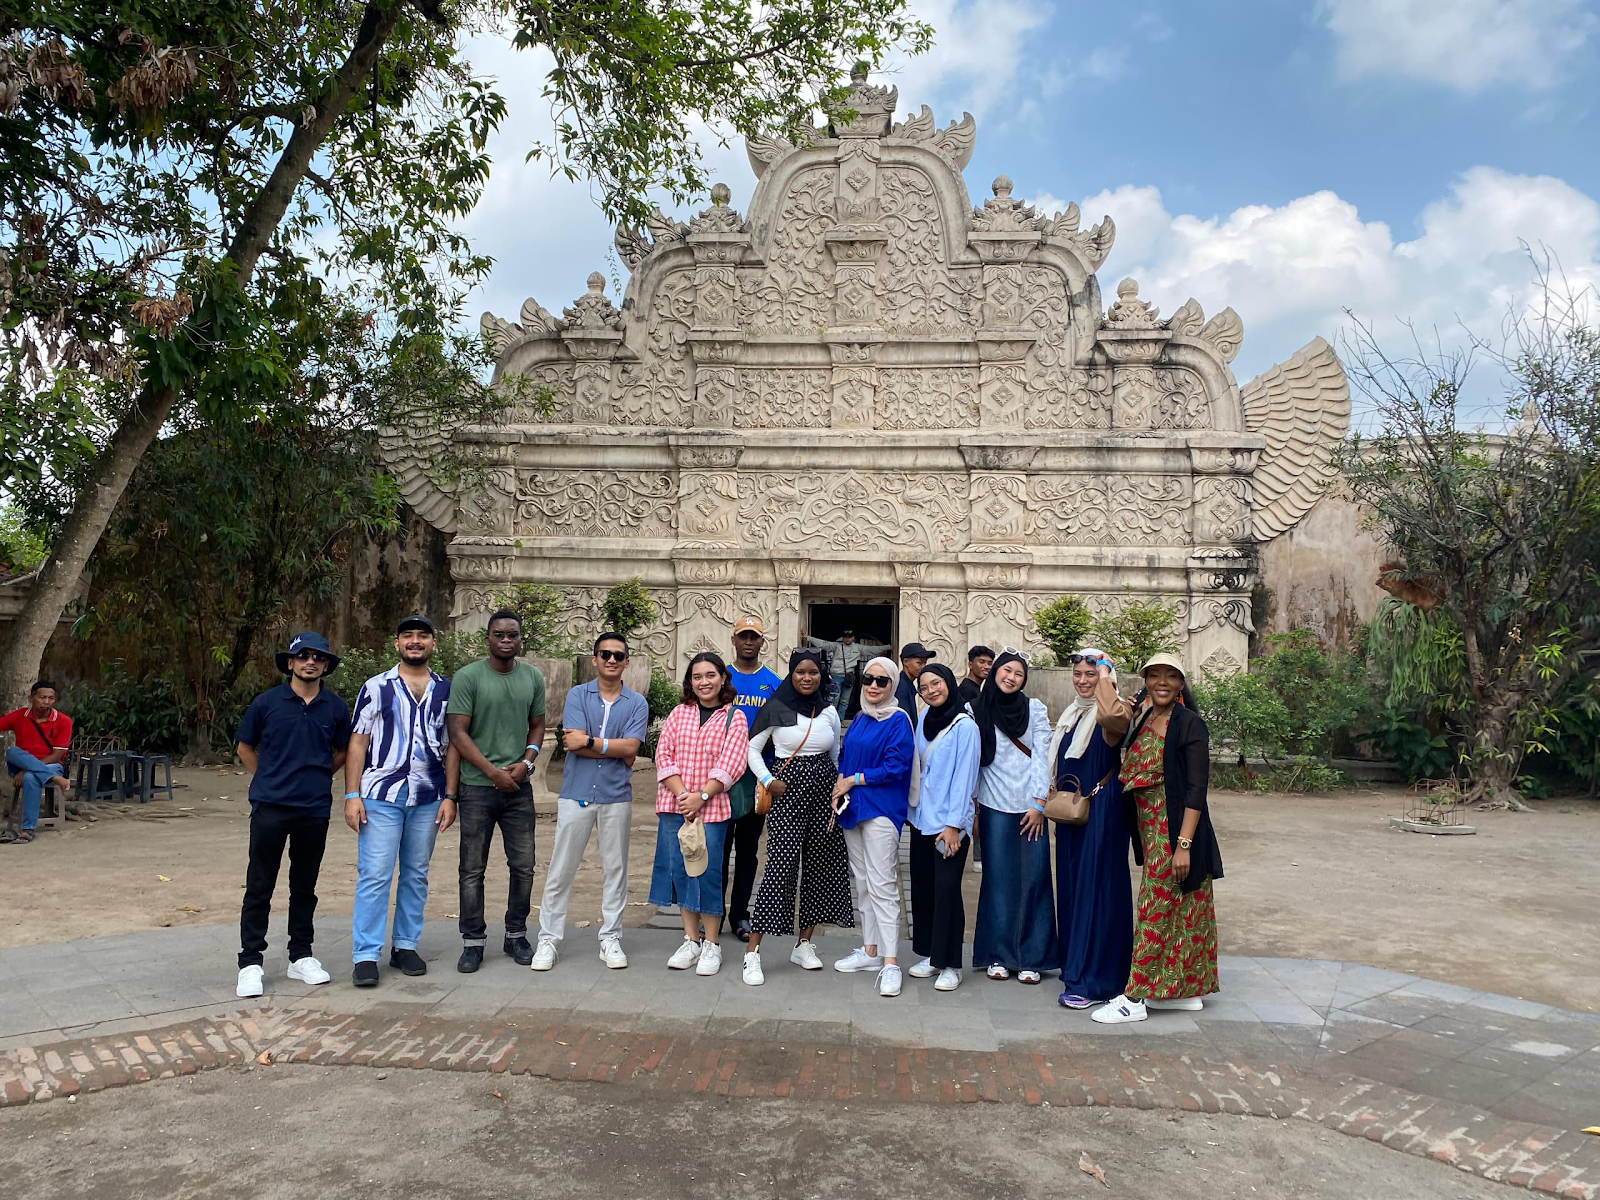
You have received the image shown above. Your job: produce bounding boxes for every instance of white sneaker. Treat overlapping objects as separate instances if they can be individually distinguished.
[286,956,330,985]
[236,964,265,998]
[695,942,723,976]
[1091,994,1149,1024]
[878,964,902,997]
[833,947,884,973]
[742,950,764,986]
[934,967,962,992]
[598,937,627,969]
[1147,996,1204,1011]
[908,957,937,979]
[790,940,823,970]
[667,937,702,970]
[531,940,558,971]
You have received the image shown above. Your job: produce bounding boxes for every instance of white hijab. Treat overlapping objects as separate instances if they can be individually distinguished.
[1047,647,1115,768]
[856,656,906,721]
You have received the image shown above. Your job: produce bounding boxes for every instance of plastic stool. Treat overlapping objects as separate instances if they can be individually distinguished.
[34,780,67,831]
[76,752,128,803]
[127,754,175,804]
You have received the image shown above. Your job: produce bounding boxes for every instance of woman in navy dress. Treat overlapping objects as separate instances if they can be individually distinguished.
[1051,648,1134,1009]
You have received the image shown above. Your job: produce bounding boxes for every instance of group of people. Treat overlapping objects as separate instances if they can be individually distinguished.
[222,608,1221,1026]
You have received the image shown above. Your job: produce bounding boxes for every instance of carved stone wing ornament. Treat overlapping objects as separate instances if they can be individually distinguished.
[1239,336,1352,541]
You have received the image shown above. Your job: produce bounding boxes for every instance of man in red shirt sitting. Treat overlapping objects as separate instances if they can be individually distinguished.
[1,681,73,844]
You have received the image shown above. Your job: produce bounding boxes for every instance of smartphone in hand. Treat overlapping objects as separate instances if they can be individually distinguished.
[832,793,851,817]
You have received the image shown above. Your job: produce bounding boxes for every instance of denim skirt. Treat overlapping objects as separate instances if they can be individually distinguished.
[649,812,729,916]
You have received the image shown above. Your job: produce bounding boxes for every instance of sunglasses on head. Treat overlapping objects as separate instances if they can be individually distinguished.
[1068,654,1104,665]
[1000,646,1033,665]
[292,650,329,662]
[596,649,628,662]
[862,673,894,688]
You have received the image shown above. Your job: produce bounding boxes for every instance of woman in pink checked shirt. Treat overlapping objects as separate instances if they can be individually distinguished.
[650,652,750,978]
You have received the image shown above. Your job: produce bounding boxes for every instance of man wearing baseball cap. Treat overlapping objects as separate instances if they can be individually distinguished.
[895,642,937,721]
[342,616,460,987]
[233,631,352,998]
[723,616,781,941]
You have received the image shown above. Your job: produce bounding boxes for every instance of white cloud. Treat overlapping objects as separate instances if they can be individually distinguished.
[1320,0,1599,91]
[1086,167,1600,401]
[882,0,1053,119]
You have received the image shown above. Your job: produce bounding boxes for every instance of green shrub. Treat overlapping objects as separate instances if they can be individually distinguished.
[1090,597,1180,671]
[1196,670,1292,766]
[602,576,658,641]
[1032,594,1093,663]
[63,662,188,755]
[326,629,488,708]
[1375,707,1455,781]
[489,582,576,657]
[646,666,680,721]
[1247,629,1372,757]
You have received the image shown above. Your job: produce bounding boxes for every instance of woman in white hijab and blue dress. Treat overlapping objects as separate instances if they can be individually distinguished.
[971,650,1059,984]
[1050,648,1134,1009]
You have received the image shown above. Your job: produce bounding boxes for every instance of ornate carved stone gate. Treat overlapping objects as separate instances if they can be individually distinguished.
[390,70,1351,676]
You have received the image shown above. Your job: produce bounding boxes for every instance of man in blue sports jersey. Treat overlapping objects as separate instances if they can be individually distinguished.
[723,616,782,941]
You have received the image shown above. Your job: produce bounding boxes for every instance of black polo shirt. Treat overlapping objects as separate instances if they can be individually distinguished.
[235,682,351,815]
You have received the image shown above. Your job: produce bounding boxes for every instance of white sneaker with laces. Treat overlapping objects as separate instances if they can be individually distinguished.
[908,957,937,979]
[833,947,884,973]
[286,956,330,985]
[878,964,902,997]
[934,967,962,992]
[742,950,764,986]
[667,937,702,970]
[236,964,265,998]
[598,937,628,970]
[695,941,723,976]
[1147,996,1204,1011]
[790,940,823,970]
[531,940,558,971]
[1091,994,1149,1024]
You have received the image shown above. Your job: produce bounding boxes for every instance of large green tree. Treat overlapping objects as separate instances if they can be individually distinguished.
[0,0,931,706]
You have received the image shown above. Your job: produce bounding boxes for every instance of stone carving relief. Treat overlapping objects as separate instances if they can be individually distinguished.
[734,368,832,429]
[515,470,676,539]
[739,472,970,553]
[1240,337,1351,540]
[903,588,964,663]
[969,474,1029,543]
[1198,647,1244,678]
[1114,366,1212,432]
[615,270,694,425]
[748,167,835,333]
[877,167,977,335]
[1026,476,1192,547]
[1191,596,1256,637]
[679,471,740,547]
[874,367,979,429]
[1194,476,1252,544]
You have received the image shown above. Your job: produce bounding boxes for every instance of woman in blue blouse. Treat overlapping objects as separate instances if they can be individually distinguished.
[1050,648,1134,1009]
[972,650,1059,984]
[831,657,916,997]
[906,664,980,991]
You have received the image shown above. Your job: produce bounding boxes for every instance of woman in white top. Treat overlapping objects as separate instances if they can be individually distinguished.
[971,650,1060,984]
[741,649,851,986]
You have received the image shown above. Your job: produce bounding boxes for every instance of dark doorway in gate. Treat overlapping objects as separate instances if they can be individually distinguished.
[802,591,898,650]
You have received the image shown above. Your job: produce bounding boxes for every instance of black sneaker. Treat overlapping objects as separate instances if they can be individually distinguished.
[352,961,380,988]
[457,945,484,973]
[389,947,427,976]
[503,935,534,966]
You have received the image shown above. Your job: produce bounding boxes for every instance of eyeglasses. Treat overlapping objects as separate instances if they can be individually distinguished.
[1000,646,1033,664]
[862,674,894,688]
[1067,654,1104,666]
[596,649,628,662]
[292,650,330,663]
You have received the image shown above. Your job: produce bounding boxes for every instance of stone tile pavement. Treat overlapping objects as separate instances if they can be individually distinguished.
[2,922,1598,1196]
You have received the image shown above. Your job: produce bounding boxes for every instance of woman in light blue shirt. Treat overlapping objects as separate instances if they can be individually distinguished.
[972,650,1059,984]
[906,664,980,992]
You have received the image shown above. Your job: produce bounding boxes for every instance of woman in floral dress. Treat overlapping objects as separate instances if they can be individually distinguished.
[1092,652,1224,1024]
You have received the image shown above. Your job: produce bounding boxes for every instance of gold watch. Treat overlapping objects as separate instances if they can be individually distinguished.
[1177,836,1194,850]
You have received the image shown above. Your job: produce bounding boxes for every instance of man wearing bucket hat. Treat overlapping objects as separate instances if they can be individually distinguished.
[233,631,352,999]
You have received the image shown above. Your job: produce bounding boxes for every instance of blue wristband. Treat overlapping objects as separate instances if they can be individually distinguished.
[761,774,775,787]
[602,738,609,755]
[1030,801,1046,813]
[345,792,361,800]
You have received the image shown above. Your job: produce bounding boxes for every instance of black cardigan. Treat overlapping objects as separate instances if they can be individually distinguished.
[1122,703,1224,894]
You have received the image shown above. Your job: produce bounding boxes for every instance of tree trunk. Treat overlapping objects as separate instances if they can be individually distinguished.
[0,386,177,709]
[1465,690,1534,812]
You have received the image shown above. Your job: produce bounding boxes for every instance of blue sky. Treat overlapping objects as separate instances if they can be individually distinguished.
[458,0,1600,411]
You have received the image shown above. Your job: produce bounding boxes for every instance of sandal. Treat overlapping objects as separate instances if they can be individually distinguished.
[14,830,34,844]
[986,964,1011,980]
[1018,970,1042,985]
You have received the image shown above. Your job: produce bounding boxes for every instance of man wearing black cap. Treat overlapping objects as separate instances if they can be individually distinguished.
[895,642,937,721]
[342,616,460,987]
[233,631,352,999]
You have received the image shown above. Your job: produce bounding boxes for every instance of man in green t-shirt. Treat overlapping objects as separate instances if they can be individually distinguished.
[445,609,547,972]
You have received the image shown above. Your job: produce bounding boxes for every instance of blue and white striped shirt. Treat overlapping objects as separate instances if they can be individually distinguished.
[351,666,452,807]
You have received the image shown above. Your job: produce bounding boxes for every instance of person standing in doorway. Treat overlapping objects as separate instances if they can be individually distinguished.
[894,642,935,722]
[806,630,890,716]
[343,616,459,987]
[1,681,73,845]
[446,609,547,973]
[724,616,782,942]
[532,632,649,972]
[958,646,994,707]
[233,632,351,998]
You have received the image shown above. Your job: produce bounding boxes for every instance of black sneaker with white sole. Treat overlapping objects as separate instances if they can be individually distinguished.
[352,961,380,988]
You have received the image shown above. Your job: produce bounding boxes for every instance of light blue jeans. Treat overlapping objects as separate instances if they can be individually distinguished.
[7,746,66,832]
[351,794,442,963]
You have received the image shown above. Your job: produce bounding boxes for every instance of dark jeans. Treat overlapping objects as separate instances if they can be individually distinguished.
[909,829,969,970]
[721,809,766,926]
[239,802,330,968]
[457,783,536,945]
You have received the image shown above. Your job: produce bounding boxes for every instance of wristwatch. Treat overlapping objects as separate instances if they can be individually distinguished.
[1177,836,1194,850]
[522,758,537,772]
[585,735,595,750]
[444,792,461,802]
[698,790,712,803]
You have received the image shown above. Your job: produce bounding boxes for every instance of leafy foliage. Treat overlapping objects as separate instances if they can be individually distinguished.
[0,505,48,574]
[1031,594,1093,664]
[324,629,490,709]
[489,582,579,658]
[63,661,188,755]
[646,666,680,721]
[1197,670,1292,767]
[1089,598,1180,672]
[1374,710,1455,782]
[602,576,657,641]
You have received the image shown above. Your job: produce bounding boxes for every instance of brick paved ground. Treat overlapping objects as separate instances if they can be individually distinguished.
[2,924,1598,1195]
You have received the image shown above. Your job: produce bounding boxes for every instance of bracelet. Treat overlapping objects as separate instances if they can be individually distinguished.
[855,772,864,786]
[1030,801,1046,813]
[602,738,609,755]
[761,774,774,786]
[527,744,541,757]
[444,792,460,801]
[344,792,361,800]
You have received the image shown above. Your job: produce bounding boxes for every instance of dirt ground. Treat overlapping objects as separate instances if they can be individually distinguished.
[3,763,1596,1014]
[0,1064,1516,1200]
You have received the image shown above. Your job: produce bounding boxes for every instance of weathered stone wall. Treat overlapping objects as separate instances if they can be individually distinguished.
[1255,487,1386,651]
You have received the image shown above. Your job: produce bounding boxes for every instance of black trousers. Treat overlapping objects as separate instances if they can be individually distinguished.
[721,809,766,926]
[457,783,537,944]
[909,829,970,970]
[239,802,330,968]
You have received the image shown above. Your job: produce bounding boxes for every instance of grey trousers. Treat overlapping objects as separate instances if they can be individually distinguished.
[536,799,632,944]
[843,816,903,961]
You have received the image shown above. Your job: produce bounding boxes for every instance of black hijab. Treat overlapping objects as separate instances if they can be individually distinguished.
[749,648,830,735]
[917,663,966,743]
[976,650,1032,767]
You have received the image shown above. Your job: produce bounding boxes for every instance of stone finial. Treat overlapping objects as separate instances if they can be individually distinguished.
[829,64,897,137]
[992,175,1013,199]
[1105,278,1160,328]
[710,182,731,206]
[689,182,746,234]
[562,272,622,331]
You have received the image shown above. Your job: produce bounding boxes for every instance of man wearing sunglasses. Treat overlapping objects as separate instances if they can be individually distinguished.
[531,632,648,972]
[233,631,352,999]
